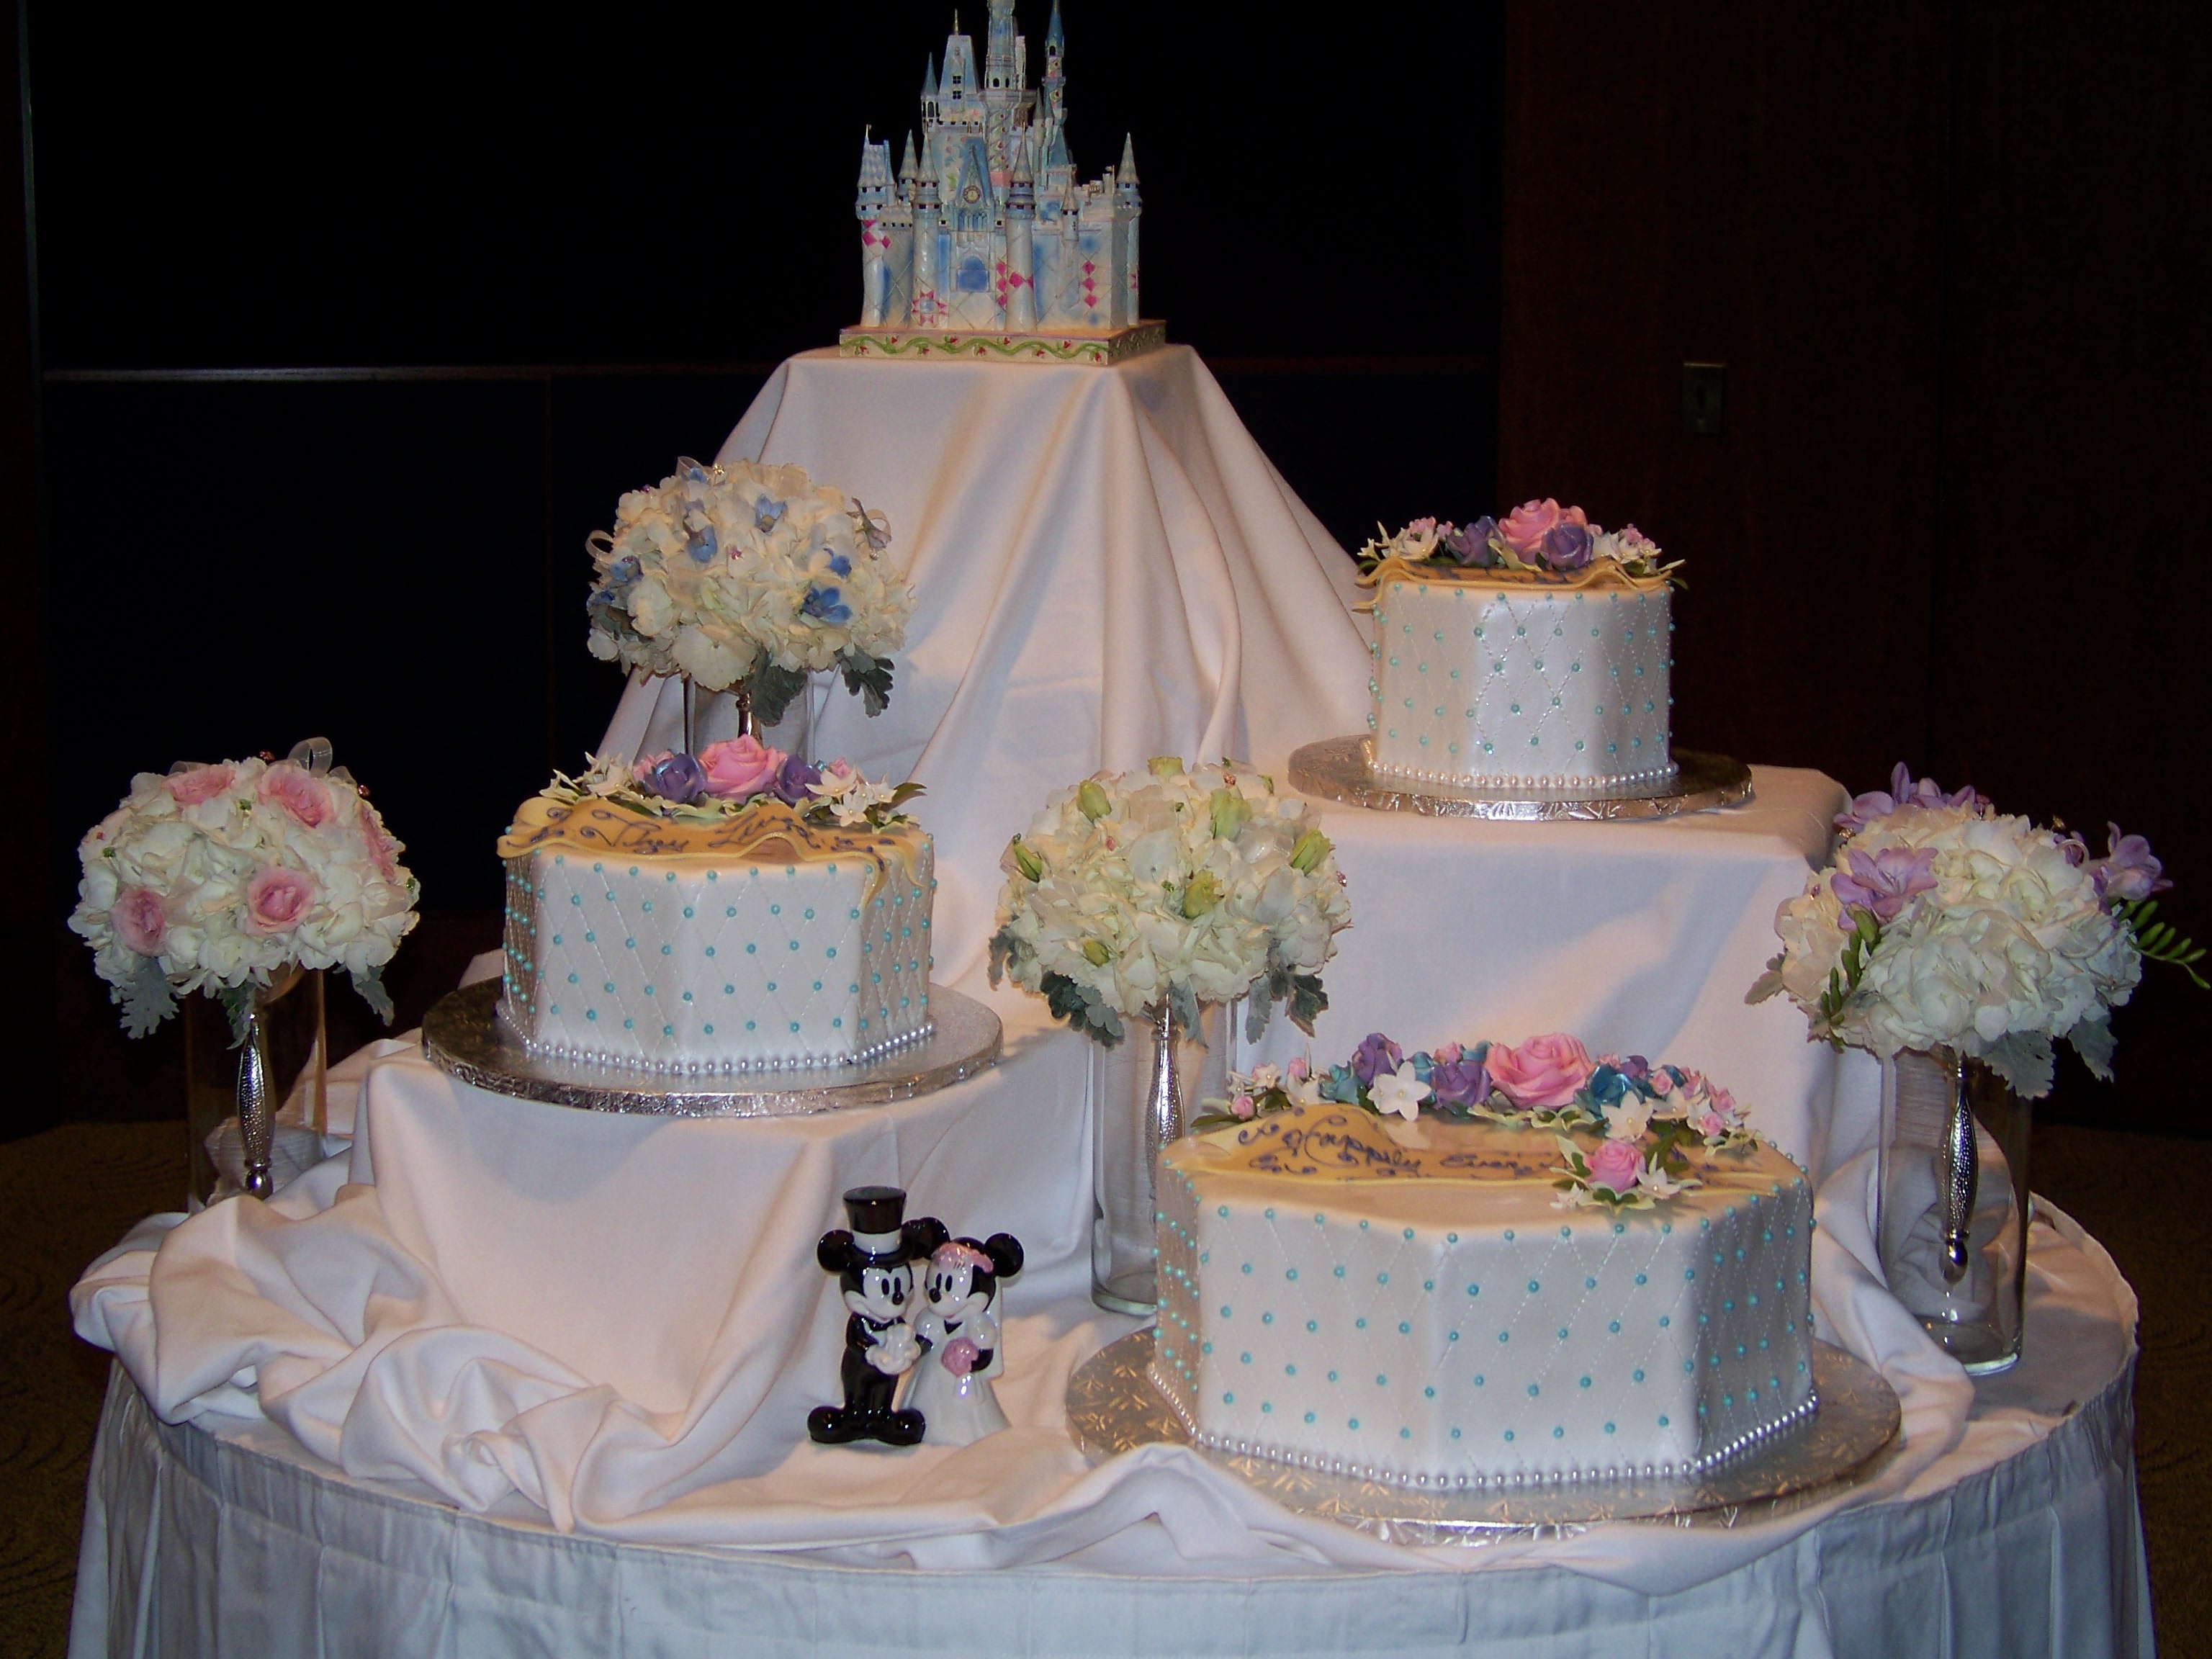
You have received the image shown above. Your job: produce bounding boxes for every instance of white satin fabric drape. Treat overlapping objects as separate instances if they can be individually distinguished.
[605,346,1374,992]
[68,351,2147,1653]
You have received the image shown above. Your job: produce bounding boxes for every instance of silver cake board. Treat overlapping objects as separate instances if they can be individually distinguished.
[835,320,1166,367]
[1290,738,1754,822]
[1066,1328,1899,1541]
[421,978,1002,1118]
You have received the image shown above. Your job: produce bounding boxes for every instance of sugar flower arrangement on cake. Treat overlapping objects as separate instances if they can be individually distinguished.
[988,758,1352,1046]
[1356,500,1681,587]
[1750,763,2203,1097]
[544,737,920,832]
[1195,1031,1755,1210]
[585,457,914,725]
[70,752,419,1038]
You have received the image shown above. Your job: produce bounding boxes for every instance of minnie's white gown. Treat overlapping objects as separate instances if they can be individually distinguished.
[905,1298,1010,1446]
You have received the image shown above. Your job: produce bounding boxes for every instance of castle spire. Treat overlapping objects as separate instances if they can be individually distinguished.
[1046,0,1064,52]
[1118,133,1138,185]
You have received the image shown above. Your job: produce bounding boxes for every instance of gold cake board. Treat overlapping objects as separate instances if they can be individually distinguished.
[1066,1328,1902,1542]
[836,320,1167,367]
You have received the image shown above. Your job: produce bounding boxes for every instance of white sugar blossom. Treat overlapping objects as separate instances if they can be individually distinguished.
[989,760,1353,1045]
[1368,1064,1429,1121]
[69,757,420,1036]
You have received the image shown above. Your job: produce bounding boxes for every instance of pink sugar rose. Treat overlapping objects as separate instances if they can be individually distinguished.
[244,866,315,933]
[258,764,333,828]
[1649,1069,1674,1096]
[942,1337,981,1377]
[697,735,786,801]
[1486,1033,1596,1108]
[1497,499,1587,558]
[1587,1136,1643,1195]
[1231,1093,1256,1119]
[1696,1111,1729,1138]
[1432,1040,1463,1066]
[111,886,168,955]
[165,764,235,806]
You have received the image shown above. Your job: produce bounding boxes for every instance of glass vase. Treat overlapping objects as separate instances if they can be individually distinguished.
[681,675,815,761]
[1876,1045,2032,1375]
[183,966,327,1208]
[1090,999,1228,1316]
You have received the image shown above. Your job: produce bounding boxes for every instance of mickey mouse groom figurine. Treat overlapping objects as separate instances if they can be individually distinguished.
[808,1186,948,1446]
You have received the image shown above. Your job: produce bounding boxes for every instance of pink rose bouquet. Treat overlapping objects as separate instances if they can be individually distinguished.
[70,747,420,1037]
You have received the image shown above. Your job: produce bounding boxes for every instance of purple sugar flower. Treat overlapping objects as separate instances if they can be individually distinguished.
[1617,1054,1651,1084]
[1444,516,1501,567]
[770,752,822,806]
[1541,521,1593,571]
[2090,823,2171,902]
[639,751,708,804]
[1427,1053,1491,1110]
[1830,845,1938,924]
[1352,1032,1405,1087]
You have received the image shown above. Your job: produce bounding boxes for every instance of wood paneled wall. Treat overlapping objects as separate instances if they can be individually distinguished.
[1500,3,2211,1129]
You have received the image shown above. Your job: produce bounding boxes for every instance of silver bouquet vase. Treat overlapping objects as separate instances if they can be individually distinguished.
[1090,1000,1229,1316]
[184,966,327,1208]
[1876,1046,2033,1374]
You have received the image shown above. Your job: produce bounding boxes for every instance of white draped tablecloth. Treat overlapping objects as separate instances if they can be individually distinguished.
[67,351,2151,1653]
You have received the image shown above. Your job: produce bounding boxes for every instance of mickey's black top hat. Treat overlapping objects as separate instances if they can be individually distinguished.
[842,1186,910,1254]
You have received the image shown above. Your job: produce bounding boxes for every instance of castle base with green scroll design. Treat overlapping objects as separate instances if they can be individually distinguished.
[836,320,1166,367]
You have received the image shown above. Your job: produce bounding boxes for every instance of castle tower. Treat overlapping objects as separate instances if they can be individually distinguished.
[1042,0,1066,125]
[1004,147,1037,329]
[855,131,896,327]
[897,132,919,204]
[982,0,1025,184]
[1115,133,1141,325]
[912,162,944,326]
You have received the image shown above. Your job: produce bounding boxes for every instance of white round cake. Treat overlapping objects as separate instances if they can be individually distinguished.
[1367,573,1675,793]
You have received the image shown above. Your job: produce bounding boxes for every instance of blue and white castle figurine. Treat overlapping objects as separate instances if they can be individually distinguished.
[853,0,1141,336]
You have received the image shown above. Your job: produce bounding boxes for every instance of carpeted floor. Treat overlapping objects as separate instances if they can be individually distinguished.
[0,1119,2205,1658]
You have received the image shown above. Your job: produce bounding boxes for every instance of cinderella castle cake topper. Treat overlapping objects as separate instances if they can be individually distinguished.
[838,0,1166,367]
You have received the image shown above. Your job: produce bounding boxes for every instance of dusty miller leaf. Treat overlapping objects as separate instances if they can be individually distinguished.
[1979,1031,2056,1100]
[2067,1015,2116,1082]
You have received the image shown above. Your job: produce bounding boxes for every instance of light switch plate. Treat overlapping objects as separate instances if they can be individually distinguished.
[1682,362,1726,436]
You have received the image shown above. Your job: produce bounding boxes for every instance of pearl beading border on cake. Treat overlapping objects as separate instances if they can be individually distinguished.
[503,999,937,1076]
[1147,1359,1818,1492]
[1366,757,1681,792]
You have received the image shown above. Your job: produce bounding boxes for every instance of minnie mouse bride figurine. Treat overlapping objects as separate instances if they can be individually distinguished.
[906,1232,1024,1446]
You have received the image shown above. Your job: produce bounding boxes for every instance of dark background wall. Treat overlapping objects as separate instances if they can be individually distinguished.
[6,1,2203,1135]
[1498,1,2210,1128]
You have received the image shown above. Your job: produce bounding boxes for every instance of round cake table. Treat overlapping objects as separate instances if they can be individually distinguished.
[69,1200,2149,1659]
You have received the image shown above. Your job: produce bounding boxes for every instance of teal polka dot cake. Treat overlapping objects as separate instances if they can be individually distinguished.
[1151,1102,1815,1489]
[495,786,935,1074]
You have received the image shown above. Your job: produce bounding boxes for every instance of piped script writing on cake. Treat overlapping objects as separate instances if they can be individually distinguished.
[1357,505,1683,795]
[498,745,933,1074]
[1151,1033,1816,1488]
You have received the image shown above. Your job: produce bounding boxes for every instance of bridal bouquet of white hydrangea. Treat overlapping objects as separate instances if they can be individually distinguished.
[1750,764,2201,1096]
[988,758,1353,1046]
[585,457,914,726]
[70,752,421,1038]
